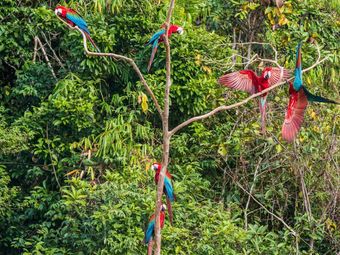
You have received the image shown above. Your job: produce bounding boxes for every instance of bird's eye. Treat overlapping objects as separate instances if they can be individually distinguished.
[177,27,184,35]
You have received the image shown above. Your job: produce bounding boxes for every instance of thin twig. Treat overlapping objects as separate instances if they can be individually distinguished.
[170,47,328,136]
[226,170,297,236]
[41,31,65,68]
[154,1,176,254]
[215,42,279,61]
[244,158,262,230]
[56,15,163,117]
[33,36,57,80]
[46,125,61,189]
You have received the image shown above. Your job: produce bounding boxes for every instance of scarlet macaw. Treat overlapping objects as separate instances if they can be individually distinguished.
[144,204,166,255]
[218,67,291,133]
[151,162,175,225]
[55,5,100,52]
[145,24,184,72]
[281,43,338,142]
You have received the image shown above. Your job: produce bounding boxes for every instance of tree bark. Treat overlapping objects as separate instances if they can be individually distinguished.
[153,1,176,254]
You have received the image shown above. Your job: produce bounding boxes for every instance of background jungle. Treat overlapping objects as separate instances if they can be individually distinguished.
[0,0,339,254]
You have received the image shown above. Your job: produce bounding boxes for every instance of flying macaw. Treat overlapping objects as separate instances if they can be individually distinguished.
[55,5,100,52]
[281,43,338,142]
[151,162,175,225]
[144,204,166,255]
[218,67,291,133]
[145,24,184,72]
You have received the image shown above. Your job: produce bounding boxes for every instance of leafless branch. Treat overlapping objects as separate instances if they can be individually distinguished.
[46,125,61,189]
[244,158,262,230]
[170,44,327,136]
[226,170,297,236]
[33,36,57,80]
[154,1,176,254]
[217,42,279,62]
[41,31,65,68]
[56,15,163,118]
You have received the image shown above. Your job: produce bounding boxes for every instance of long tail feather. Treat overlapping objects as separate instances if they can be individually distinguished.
[85,32,100,52]
[166,196,173,226]
[147,46,158,72]
[147,238,153,255]
[303,86,339,104]
[259,96,267,134]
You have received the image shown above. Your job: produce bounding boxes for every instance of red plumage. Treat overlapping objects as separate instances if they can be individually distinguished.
[55,5,100,52]
[153,163,174,186]
[219,67,291,133]
[146,24,183,72]
[55,6,78,27]
[152,163,175,225]
[282,82,308,142]
[145,210,165,255]
[147,47,158,72]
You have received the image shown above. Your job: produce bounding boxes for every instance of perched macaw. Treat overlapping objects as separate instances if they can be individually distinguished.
[145,24,184,72]
[151,162,175,225]
[219,67,291,133]
[144,204,166,255]
[281,43,338,142]
[55,5,100,52]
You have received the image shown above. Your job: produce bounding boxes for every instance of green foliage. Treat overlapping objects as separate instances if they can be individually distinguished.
[0,0,339,254]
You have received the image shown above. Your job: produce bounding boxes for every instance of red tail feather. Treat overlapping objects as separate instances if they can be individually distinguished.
[85,32,100,52]
[147,47,158,72]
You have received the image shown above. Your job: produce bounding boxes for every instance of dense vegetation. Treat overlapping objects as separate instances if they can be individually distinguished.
[0,0,339,254]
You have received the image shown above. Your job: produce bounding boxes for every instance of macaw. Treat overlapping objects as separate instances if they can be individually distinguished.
[218,67,291,133]
[55,5,100,52]
[144,204,166,255]
[145,24,184,72]
[281,43,338,142]
[151,162,175,225]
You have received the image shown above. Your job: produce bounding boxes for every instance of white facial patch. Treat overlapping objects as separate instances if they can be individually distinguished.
[177,27,184,35]
[55,8,62,15]
[152,164,159,171]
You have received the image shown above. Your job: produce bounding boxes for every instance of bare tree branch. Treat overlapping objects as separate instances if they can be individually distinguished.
[225,170,297,237]
[244,158,262,230]
[46,124,61,189]
[154,1,176,254]
[56,15,163,117]
[41,31,65,68]
[57,12,330,254]
[170,45,328,136]
[33,36,57,80]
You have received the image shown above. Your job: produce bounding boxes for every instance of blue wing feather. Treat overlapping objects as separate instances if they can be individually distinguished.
[293,43,303,91]
[164,177,174,202]
[144,219,155,244]
[66,13,90,35]
[147,29,165,47]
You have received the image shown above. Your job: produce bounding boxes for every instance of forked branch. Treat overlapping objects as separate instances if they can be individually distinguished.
[154,1,176,254]
[56,15,163,117]
[170,43,328,136]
